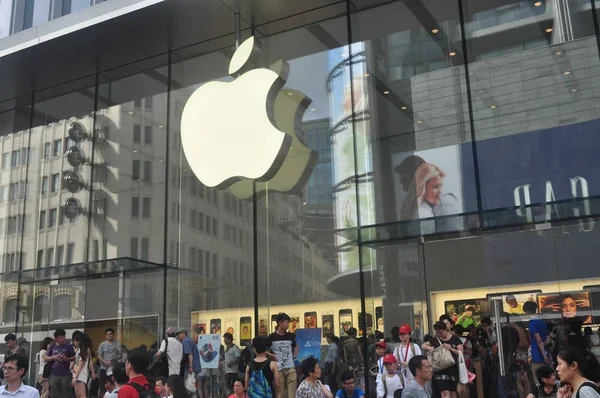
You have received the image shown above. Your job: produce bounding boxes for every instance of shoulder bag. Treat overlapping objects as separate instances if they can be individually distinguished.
[427,337,455,372]
[150,338,169,378]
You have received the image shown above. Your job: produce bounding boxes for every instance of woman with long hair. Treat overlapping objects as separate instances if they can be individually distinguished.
[39,337,54,398]
[72,333,96,398]
[556,346,600,397]
[393,324,422,382]
[166,374,188,398]
[422,321,464,398]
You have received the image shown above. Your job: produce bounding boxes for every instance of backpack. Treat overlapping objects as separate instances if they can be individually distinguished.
[247,360,273,398]
[128,381,161,398]
[150,338,169,378]
[576,382,600,398]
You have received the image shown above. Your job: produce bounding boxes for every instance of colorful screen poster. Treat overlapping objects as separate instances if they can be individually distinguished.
[198,334,221,369]
[538,291,592,324]
[295,328,322,366]
[502,292,538,315]
[445,298,489,328]
[290,316,300,333]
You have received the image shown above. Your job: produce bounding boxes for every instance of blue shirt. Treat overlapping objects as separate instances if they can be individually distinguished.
[529,318,548,364]
[181,337,201,374]
[335,388,365,398]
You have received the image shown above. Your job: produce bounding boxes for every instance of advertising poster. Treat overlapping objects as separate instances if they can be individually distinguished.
[339,309,353,337]
[295,328,322,366]
[258,317,269,336]
[583,286,600,324]
[445,299,489,328]
[210,319,221,334]
[198,334,221,369]
[376,307,384,334]
[304,312,317,328]
[290,315,300,333]
[502,292,539,315]
[322,314,334,338]
[391,145,465,235]
[240,317,251,346]
[538,291,593,324]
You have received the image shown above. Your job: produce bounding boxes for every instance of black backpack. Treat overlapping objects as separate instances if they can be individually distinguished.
[150,338,169,379]
[128,381,160,398]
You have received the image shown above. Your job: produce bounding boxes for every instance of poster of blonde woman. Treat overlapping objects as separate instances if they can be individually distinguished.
[391,146,464,234]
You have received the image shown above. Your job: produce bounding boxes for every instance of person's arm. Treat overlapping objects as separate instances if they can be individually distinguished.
[534,333,549,363]
[422,341,434,352]
[376,375,385,398]
[317,381,333,398]
[97,343,109,367]
[245,365,250,390]
[271,361,279,389]
[72,357,84,385]
[43,347,54,362]
[156,340,166,357]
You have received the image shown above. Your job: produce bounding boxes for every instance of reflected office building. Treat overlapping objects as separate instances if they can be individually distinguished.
[2,0,600,395]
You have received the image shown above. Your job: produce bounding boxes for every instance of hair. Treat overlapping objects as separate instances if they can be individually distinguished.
[423,334,435,345]
[4,354,28,377]
[347,327,358,337]
[72,330,83,341]
[375,331,384,340]
[480,317,492,326]
[252,336,268,353]
[104,375,115,387]
[394,155,425,181]
[505,295,516,303]
[233,377,245,387]
[41,337,53,351]
[54,328,66,338]
[390,326,400,343]
[105,328,115,335]
[301,357,319,378]
[558,346,600,382]
[340,371,355,383]
[415,163,445,205]
[409,355,428,378]
[454,325,466,336]
[275,313,291,325]
[16,337,26,347]
[156,376,167,386]
[439,315,455,327]
[4,333,16,343]
[523,301,538,314]
[73,333,91,362]
[167,375,188,398]
[535,364,555,385]
[223,332,233,341]
[112,362,129,385]
[434,321,447,331]
[127,349,149,375]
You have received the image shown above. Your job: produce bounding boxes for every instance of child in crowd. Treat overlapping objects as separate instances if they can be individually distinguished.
[527,365,559,398]
[376,354,403,398]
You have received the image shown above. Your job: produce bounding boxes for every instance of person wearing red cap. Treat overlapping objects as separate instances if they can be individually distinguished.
[376,354,403,398]
[374,342,387,377]
[393,324,422,383]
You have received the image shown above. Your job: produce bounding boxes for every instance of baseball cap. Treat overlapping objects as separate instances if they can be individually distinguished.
[399,324,412,334]
[383,354,397,364]
[176,328,187,334]
[375,341,386,349]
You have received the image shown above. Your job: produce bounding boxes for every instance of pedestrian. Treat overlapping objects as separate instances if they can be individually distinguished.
[525,302,552,381]
[5,333,27,358]
[223,332,241,395]
[267,313,297,398]
[422,321,463,398]
[527,365,558,398]
[72,333,96,398]
[102,369,115,398]
[38,337,53,398]
[376,354,403,398]
[97,328,120,397]
[46,328,76,398]
[343,328,363,387]
[556,346,600,397]
[402,356,433,398]
[165,375,187,398]
[325,334,342,392]
[228,379,247,398]
[295,357,332,398]
[155,376,168,398]
[175,329,201,379]
[0,354,39,398]
[335,371,364,398]
[156,328,183,376]
[117,350,150,397]
[108,362,128,398]
[393,324,422,382]
[246,336,278,398]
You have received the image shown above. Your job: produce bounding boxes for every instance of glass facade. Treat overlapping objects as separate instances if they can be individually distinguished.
[2,0,600,396]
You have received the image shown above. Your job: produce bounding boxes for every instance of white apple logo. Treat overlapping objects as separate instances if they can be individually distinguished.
[181,36,293,188]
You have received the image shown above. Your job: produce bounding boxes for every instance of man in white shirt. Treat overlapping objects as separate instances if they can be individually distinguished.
[156,327,183,376]
[0,354,40,398]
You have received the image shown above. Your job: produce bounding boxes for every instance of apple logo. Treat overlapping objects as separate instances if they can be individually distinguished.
[181,36,316,199]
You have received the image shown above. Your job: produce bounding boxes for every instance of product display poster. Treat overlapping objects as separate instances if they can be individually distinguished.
[198,334,221,369]
[538,291,593,324]
[290,316,300,333]
[322,315,334,338]
[295,328,322,366]
[445,299,488,328]
[502,293,538,315]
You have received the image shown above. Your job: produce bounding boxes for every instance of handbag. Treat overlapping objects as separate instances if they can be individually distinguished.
[428,337,455,372]
[185,372,197,394]
[458,352,468,385]
[150,338,169,378]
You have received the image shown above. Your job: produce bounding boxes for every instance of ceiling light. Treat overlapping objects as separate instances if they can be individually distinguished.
[310,108,316,112]
[158,124,164,128]
[571,89,578,92]
[159,159,164,163]
[431,28,439,34]
[383,90,390,95]
[555,51,562,55]
[489,105,496,109]
[534,1,542,6]
[127,111,134,115]
[416,120,423,124]
[449,51,456,56]
[136,178,141,182]
[546,28,553,33]
[564,71,571,75]
[364,73,370,77]
[401,106,407,110]
[133,149,138,153]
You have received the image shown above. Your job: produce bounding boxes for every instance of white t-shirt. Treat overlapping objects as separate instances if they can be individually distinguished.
[578,385,600,398]
[393,343,422,381]
[377,373,403,398]
[159,337,183,376]
[39,350,47,375]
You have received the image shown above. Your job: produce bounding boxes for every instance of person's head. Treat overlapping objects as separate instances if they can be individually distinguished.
[505,295,518,308]
[536,365,556,386]
[464,306,474,316]
[242,326,248,335]
[395,155,425,190]
[454,325,466,337]
[232,378,245,395]
[383,354,397,374]
[4,333,16,349]
[561,295,578,319]
[415,162,445,205]
[15,337,26,347]
[399,324,412,342]
[523,301,538,315]
[104,371,116,392]
[2,354,28,382]
[439,315,454,331]
[166,327,176,338]
[434,321,449,338]
[176,329,187,342]
[155,377,168,396]
[375,341,386,357]
[340,371,356,394]
[73,333,91,360]
[167,375,187,398]
[301,357,321,380]
[252,336,268,355]
[41,337,53,351]
[223,333,233,346]
[54,328,66,345]
[112,362,129,386]
[390,326,400,342]
[468,326,478,338]
[480,317,493,330]
[125,349,149,378]
[275,313,291,331]
[104,328,115,342]
[347,327,358,338]
[409,355,433,383]
[557,346,600,384]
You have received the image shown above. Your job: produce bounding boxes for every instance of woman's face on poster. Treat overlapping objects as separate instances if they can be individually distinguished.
[425,176,443,205]
[562,297,578,318]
